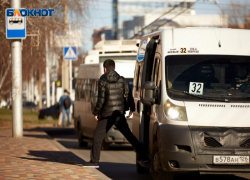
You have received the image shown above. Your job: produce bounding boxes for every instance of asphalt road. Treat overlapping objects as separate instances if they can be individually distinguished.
[47,129,250,180]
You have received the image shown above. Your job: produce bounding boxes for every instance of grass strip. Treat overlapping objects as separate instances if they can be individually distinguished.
[0,119,58,124]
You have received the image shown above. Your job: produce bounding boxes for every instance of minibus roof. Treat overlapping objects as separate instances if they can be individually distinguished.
[141,28,250,56]
[77,61,135,79]
[77,63,103,79]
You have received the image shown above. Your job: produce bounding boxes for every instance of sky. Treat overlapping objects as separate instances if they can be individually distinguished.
[82,0,250,52]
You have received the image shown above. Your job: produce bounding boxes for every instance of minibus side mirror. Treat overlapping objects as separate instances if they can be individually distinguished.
[140,81,157,106]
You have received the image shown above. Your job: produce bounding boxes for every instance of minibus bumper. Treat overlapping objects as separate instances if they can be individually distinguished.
[158,124,250,173]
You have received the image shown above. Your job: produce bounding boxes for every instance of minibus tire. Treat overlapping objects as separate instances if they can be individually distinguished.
[136,153,150,174]
[78,128,87,147]
[151,141,174,180]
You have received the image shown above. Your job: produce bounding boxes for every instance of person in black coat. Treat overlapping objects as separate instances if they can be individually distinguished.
[84,59,148,167]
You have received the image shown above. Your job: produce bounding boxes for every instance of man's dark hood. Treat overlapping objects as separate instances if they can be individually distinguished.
[101,70,120,83]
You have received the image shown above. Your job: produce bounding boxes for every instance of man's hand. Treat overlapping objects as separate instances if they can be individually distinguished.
[94,115,99,122]
[126,111,133,118]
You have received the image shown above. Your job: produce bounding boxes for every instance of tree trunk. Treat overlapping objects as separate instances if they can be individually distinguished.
[38,74,42,110]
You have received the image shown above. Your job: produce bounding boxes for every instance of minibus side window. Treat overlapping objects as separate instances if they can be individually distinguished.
[85,79,88,102]
[96,80,99,93]
[136,66,141,91]
[90,80,98,110]
[77,79,82,100]
[75,80,79,100]
[94,80,99,104]
[80,79,86,100]
[90,79,96,98]
[83,79,89,101]
[157,62,162,88]
[153,58,160,85]
[85,79,91,102]
[144,39,157,82]
[89,80,94,101]
[152,56,161,105]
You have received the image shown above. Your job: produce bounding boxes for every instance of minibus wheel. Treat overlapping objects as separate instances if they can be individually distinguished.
[136,154,150,174]
[78,127,88,147]
[151,141,174,180]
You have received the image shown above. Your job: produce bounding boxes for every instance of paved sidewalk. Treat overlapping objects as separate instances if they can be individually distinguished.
[0,129,110,180]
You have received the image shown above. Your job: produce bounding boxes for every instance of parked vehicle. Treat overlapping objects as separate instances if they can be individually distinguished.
[74,39,138,150]
[133,28,250,179]
[38,103,60,120]
[10,101,38,112]
[23,101,38,112]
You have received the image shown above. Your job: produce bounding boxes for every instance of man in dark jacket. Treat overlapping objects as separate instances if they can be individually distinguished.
[85,59,147,167]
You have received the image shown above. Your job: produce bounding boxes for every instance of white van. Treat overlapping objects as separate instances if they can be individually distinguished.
[74,61,135,149]
[132,28,250,179]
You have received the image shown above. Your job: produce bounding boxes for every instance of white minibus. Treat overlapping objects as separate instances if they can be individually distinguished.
[132,28,250,179]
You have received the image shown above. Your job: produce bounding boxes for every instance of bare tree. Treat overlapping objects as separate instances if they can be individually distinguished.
[0,1,11,101]
[223,0,250,29]
[0,0,89,107]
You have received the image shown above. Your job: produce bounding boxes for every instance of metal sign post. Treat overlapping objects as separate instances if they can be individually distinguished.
[63,47,77,114]
[10,0,23,138]
[51,66,58,105]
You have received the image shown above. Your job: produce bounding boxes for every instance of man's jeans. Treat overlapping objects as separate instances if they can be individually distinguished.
[62,108,70,126]
[90,114,147,163]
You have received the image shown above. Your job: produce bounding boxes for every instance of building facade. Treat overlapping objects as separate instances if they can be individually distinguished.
[114,0,228,39]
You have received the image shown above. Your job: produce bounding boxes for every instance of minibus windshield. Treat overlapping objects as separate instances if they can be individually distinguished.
[166,55,250,102]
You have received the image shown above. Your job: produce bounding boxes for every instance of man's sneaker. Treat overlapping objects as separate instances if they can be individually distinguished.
[83,161,99,168]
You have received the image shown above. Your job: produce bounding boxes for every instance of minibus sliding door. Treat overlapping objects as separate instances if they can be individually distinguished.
[140,37,158,148]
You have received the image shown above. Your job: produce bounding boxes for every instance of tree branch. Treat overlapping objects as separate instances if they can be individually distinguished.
[0,55,11,90]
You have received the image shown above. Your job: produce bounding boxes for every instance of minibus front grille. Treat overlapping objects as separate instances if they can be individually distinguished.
[240,137,250,148]
[204,133,222,148]
[190,127,250,155]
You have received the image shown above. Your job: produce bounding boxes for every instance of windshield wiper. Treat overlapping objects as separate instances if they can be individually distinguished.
[167,88,229,102]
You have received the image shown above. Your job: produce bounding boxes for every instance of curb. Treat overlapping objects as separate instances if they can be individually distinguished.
[44,131,112,180]
[0,121,58,129]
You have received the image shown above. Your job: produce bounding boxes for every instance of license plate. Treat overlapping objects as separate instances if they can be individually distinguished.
[213,156,249,164]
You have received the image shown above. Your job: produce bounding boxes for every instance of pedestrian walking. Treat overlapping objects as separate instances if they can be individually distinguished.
[59,89,74,127]
[84,59,148,168]
[57,106,62,126]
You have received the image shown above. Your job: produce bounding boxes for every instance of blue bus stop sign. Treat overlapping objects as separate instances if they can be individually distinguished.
[6,9,26,39]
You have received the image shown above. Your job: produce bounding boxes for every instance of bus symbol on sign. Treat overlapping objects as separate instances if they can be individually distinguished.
[9,17,23,25]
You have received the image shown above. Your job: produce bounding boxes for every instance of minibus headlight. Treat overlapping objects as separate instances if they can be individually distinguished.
[164,100,188,121]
